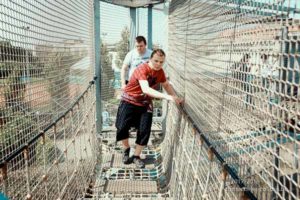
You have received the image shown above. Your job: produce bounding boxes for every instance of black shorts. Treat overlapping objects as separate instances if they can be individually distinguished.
[115,101,153,146]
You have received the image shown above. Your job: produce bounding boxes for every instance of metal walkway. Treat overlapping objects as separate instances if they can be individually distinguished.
[1,0,300,199]
[91,122,172,199]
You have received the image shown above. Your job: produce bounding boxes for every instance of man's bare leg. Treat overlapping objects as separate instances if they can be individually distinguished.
[122,138,130,149]
[134,144,144,157]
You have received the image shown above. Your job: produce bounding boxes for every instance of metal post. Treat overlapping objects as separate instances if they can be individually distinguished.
[147,5,153,49]
[130,8,137,50]
[94,0,102,134]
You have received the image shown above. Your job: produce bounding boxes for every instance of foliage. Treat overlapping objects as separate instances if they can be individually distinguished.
[101,41,114,101]
[1,63,26,108]
[40,47,82,112]
[0,41,36,165]
[0,108,35,160]
[107,98,120,105]
[115,26,130,69]
[0,41,34,63]
[101,42,113,80]
[0,41,66,167]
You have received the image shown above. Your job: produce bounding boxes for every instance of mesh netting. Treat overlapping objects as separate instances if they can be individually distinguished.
[0,1,97,199]
[167,0,300,199]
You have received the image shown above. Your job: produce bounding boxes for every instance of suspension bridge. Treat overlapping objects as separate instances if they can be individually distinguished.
[0,0,299,199]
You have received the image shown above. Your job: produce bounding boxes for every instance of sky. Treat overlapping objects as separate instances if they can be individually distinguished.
[100,1,169,50]
[100,2,130,44]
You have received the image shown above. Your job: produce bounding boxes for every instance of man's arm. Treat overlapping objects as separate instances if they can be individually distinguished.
[139,80,173,101]
[139,80,183,105]
[121,64,129,90]
[161,80,176,96]
[161,80,183,104]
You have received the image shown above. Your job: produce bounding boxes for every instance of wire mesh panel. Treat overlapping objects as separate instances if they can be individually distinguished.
[168,0,300,199]
[99,1,130,130]
[163,103,245,200]
[0,0,97,199]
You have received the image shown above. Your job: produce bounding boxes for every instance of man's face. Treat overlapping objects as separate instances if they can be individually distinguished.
[135,41,146,54]
[150,53,165,71]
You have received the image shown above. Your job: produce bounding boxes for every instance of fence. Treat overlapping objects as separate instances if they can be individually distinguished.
[2,0,300,199]
[0,1,97,199]
[167,0,300,199]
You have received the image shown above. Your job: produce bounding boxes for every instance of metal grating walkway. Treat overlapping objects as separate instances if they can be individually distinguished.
[105,180,157,193]
[91,122,171,199]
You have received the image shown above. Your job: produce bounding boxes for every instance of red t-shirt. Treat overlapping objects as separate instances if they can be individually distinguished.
[122,62,166,107]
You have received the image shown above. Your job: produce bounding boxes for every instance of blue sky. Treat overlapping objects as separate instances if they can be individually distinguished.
[100,1,169,50]
[100,2,130,44]
[98,0,300,47]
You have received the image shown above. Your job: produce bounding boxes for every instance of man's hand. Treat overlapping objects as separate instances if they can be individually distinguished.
[171,95,184,105]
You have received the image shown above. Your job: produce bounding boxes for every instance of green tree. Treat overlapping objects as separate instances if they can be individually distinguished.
[115,26,130,69]
[40,46,82,113]
[101,41,114,100]
[0,42,35,162]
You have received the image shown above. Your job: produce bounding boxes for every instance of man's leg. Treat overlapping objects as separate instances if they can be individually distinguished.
[121,139,131,164]
[133,111,153,168]
[134,144,144,157]
[115,101,135,164]
[122,138,130,149]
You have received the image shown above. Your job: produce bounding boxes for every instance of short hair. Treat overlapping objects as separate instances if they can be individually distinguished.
[151,49,166,58]
[135,36,147,45]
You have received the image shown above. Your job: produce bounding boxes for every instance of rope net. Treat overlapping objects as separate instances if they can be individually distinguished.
[0,0,98,199]
[1,0,300,199]
[167,0,300,199]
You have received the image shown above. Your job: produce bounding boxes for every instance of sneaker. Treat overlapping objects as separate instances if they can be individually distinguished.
[122,148,132,164]
[133,156,145,168]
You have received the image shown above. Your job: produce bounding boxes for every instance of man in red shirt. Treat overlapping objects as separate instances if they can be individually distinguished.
[115,49,183,168]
